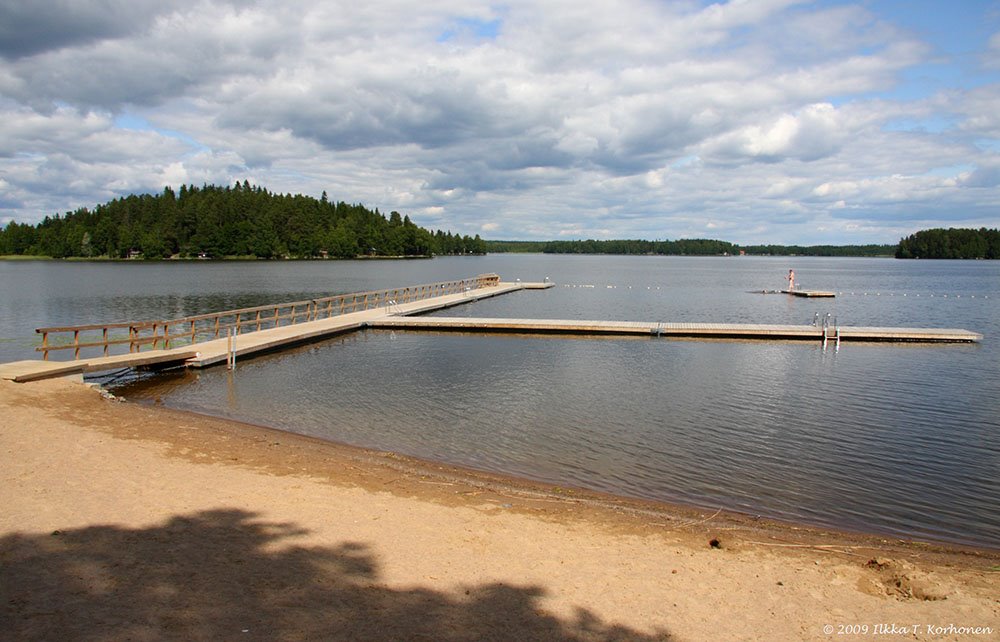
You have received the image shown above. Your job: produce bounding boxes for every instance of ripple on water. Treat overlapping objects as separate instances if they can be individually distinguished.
[115,330,1000,548]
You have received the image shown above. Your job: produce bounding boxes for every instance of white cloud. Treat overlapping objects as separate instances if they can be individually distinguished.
[1,0,998,244]
[985,32,1000,69]
[699,103,845,163]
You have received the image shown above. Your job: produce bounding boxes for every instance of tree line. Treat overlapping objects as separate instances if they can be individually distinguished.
[484,239,738,255]
[484,239,893,256]
[2,185,995,261]
[739,244,895,257]
[895,228,1000,259]
[489,231,1000,259]
[0,182,486,259]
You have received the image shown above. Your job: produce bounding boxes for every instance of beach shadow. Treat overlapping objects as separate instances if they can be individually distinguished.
[1,508,671,641]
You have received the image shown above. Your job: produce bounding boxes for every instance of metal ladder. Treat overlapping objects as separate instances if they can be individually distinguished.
[821,313,840,351]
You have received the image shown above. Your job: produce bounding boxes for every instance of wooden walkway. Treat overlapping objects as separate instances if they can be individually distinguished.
[1,279,551,382]
[369,317,983,343]
[0,277,983,383]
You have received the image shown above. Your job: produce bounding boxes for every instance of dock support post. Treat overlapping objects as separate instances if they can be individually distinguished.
[227,328,236,370]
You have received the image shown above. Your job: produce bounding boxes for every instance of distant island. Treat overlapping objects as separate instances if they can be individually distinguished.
[1,183,996,260]
[486,228,998,259]
[895,227,1000,259]
[0,182,486,259]
[485,240,896,257]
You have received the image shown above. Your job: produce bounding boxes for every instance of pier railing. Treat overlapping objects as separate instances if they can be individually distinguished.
[35,274,501,360]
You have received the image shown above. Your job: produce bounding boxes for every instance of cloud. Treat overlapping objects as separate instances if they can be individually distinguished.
[698,103,845,163]
[0,0,294,110]
[985,31,1000,69]
[1,0,998,244]
[0,0,185,60]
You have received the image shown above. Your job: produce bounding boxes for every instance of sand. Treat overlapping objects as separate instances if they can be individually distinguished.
[1,377,997,641]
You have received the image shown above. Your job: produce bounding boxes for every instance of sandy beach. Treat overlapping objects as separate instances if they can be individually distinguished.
[1,377,997,641]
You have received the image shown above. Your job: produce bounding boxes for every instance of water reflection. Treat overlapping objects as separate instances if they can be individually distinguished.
[117,330,1000,548]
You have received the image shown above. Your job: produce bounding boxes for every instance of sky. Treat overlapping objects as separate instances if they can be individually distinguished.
[1,0,999,245]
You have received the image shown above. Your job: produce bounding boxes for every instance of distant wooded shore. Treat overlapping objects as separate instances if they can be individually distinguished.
[1,183,996,260]
[487,227,999,259]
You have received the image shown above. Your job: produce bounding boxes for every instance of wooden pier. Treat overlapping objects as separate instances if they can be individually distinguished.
[0,274,983,383]
[2,275,551,382]
[368,317,983,343]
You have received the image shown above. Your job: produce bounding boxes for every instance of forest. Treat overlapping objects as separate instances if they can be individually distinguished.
[0,182,486,259]
[895,228,1000,259]
[484,239,738,255]
[739,244,895,257]
[485,239,892,256]
[489,232,999,259]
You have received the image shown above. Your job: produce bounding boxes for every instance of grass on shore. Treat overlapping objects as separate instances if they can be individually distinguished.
[0,254,54,261]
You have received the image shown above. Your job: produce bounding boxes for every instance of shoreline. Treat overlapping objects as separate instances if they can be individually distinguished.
[122,386,999,557]
[2,377,998,640]
[113,349,995,554]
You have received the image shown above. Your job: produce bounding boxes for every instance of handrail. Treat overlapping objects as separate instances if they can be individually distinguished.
[36,273,501,360]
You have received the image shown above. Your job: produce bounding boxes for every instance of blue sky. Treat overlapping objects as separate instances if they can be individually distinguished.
[1,0,999,244]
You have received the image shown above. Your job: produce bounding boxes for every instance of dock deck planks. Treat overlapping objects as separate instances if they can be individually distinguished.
[0,349,199,383]
[783,289,837,298]
[368,317,983,343]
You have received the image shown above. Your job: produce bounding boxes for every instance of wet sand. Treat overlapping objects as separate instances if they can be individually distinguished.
[1,377,997,641]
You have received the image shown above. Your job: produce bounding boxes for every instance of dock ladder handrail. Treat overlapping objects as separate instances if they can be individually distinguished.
[822,315,840,350]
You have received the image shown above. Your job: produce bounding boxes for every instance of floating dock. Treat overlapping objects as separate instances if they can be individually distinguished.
[368,317,983,343]
[756,289,836,298]
[784,289,836,298]
[0,275,983,383]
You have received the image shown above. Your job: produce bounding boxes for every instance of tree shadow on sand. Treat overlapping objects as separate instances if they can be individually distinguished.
[1,509,671,641]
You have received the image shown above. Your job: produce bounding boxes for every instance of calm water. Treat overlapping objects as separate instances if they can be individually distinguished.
[2,256,998,548]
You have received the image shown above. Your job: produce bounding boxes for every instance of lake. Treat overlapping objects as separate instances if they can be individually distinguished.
[2,255,998,548]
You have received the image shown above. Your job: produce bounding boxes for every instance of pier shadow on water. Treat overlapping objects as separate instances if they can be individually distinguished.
[0,509,670,641]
